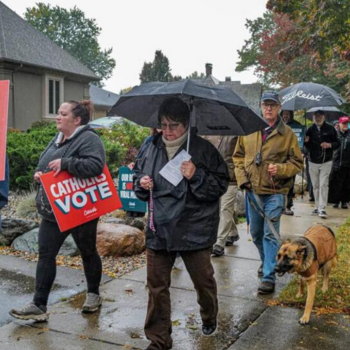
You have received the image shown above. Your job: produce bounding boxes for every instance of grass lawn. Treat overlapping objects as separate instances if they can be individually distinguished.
[268,218,350,315]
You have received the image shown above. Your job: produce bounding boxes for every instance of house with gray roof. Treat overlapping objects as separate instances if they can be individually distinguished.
[89,84,119,119]
[201,63,262,114]
[0,1,100,130]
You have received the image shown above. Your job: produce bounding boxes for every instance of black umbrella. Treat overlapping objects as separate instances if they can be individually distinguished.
[280,82,346,111]
[110,80,267,145]
[305,106,348,122]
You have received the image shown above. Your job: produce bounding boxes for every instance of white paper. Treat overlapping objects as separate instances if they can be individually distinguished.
[159,149,192,186]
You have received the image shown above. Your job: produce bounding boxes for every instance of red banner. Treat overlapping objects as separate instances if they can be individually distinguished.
[40,165,122,232]
[0,80,10,180]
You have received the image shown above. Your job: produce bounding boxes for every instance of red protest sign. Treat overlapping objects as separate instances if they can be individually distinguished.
[40,165,121,232]
[0,80,10,181]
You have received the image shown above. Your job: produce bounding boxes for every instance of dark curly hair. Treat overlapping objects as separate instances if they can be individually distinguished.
[158,97,190,127]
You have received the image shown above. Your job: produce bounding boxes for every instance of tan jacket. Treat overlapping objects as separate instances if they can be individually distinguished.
[300,225,337,278]
[233,118,303,195]
[202,136,238,185]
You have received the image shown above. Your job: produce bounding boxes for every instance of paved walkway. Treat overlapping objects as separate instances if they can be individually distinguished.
[0,198,349,349]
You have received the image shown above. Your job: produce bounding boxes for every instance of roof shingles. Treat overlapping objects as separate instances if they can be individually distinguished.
[0,1,99,80]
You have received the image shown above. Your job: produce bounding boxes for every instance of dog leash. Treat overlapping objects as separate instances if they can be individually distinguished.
[246,190,282,244]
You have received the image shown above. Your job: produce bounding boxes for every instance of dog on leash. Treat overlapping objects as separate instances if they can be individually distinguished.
[275,225,337,324]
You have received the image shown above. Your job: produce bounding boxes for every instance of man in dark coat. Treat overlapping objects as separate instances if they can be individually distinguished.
[330,116,350,209]
[304,110,339,218]
[133,97,229,350]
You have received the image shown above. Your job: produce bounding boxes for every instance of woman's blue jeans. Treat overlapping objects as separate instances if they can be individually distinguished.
[247,193,284,283]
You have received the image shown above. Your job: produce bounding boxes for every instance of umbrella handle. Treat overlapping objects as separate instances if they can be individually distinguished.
[187,99,194,153]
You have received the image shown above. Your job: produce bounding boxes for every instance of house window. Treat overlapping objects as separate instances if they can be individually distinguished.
[44,75,64,118]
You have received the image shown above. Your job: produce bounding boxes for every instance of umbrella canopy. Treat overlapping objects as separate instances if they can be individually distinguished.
[110,80,268,136]
[305,106,348,122]
[279,82,346,111]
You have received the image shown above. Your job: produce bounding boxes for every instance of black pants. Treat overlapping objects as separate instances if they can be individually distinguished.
[306,158,314,199]
[286,176,296,209]
[34,218,102,306]
[329,167,350,204]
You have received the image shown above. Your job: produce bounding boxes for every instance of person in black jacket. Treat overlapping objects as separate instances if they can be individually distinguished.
[281,110,304,215]
[133,97,229,349]
[304,110,340,218]
[330,116,350,209]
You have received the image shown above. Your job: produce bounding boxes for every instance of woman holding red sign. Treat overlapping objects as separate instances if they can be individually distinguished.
[10,100,106,322]
[133,97,229,350]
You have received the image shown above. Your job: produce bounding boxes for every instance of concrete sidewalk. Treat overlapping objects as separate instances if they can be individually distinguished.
[0,199,349,350]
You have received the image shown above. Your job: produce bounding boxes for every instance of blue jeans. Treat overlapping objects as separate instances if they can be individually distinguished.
[247,193,284,283]
[0,156,9,232]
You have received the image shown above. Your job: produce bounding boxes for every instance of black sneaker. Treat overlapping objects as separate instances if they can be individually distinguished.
[341,203,348,209]
[225,235,240,246]
[211,245,224,257]
[311,209,319,216]
[333,203,339,208]
[319,210,327,219]
[258,263,263,277]
[283,208,294,216]
[202,321,217,337]
[258,281,275,294]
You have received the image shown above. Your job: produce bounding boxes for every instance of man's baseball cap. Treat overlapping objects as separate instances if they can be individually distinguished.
[261,91,280,103]
[313,109,325,115]
[339,116,349,124]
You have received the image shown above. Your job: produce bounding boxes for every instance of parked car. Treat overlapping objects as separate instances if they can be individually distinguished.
[88,116,124,129]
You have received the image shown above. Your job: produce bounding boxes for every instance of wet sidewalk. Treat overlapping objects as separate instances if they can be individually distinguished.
[0,199,349,349]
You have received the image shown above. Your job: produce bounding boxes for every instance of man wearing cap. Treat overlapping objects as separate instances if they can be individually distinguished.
[330,116,350,209]
[304,110,339,218]
[234,91,303,294]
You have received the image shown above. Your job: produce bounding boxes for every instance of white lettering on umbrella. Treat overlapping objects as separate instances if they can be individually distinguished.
[282,90,323,104]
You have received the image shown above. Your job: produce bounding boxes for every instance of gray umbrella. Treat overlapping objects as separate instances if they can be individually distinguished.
[279,82,346,111]
[110,80,267,139]
[305,106,348,122]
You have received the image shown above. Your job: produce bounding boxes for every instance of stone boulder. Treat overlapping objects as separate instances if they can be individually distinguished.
[294,173,308,195]
[233,189,246,218]
[104,217,127,225]
[12,228,79,256]
[0,217,38,246]
[97,223,145,257]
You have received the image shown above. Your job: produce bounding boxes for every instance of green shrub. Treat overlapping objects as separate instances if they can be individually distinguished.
[7,120,149,190]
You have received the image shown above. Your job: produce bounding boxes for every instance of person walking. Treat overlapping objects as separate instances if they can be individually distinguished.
[304,110,339,218]
[281,110,303,215]
[133,97,229,349]
[10,100,106,321]
[203,136,240,257]
[234,91,303,294]
[330,116,350,209]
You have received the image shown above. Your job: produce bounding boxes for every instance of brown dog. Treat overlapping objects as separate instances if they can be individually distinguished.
[275,225,337,324]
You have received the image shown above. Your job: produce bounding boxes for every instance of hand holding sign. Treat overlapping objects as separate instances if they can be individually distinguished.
[48,159,62,177]
[34,172,43,183]
[40,165,121,232]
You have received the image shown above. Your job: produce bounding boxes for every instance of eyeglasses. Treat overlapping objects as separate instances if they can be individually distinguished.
[261,102,279,109]
[159,123,181,131]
